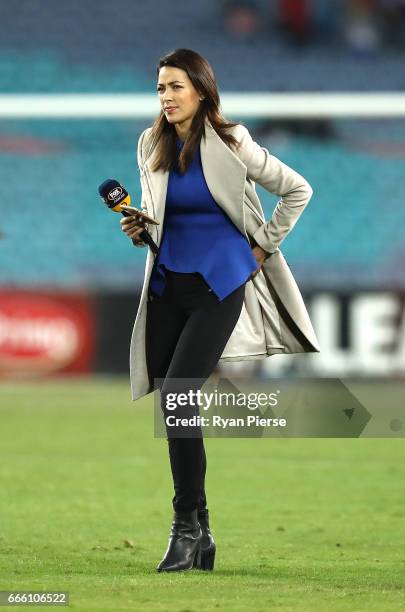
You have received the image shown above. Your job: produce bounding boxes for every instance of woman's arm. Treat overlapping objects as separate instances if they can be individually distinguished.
[232,124,313,255]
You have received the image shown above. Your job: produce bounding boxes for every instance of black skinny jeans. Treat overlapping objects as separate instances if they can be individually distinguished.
[145,269,246,514]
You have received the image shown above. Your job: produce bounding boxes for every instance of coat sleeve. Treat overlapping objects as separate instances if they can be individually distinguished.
[232,124,313,254]
[133,128,151,248]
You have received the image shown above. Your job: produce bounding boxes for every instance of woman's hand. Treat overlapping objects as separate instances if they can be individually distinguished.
[250,245,270,279]
[120,215,148,247]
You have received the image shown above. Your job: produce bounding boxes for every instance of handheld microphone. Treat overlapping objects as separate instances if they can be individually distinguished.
[98,178,159,254]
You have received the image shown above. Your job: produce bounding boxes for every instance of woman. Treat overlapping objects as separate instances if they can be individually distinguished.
[121,48,319,573]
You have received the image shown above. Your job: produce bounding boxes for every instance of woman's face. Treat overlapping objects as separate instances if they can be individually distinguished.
[157,66,203,130]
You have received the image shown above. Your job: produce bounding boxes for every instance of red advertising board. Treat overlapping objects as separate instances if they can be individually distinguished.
[0,291,94,378]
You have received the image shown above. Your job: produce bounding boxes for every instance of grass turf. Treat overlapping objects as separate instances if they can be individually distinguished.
[0,378,405,611]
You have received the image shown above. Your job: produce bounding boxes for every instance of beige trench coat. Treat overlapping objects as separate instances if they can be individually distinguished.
[129,117,320,402]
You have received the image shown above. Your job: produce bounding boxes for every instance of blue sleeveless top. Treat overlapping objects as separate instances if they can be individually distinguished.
[149,136,258,301]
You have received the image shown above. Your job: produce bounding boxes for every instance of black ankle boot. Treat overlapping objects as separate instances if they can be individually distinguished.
[193,509,216,571]
[156,508,202,572]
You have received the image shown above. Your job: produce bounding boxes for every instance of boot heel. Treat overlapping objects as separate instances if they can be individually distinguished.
[194,543,202,568]
[194,509,216,571]
[199,546,216,570]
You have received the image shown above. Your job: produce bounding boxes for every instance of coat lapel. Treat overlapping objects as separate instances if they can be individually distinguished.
[143,118,248,240]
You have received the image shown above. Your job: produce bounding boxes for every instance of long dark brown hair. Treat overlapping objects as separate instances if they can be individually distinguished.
[148,48,241,174]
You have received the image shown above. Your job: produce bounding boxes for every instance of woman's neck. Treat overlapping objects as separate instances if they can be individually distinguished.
[174,128,188,142]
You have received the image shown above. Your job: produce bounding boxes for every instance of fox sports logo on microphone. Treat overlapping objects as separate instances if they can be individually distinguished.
[108,186,123,201]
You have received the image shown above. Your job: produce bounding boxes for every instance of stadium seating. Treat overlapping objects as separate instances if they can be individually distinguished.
[1,0,405,290]
[1,0,405,93]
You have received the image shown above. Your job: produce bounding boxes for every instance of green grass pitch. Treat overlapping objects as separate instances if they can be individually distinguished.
[1,378,405,611]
